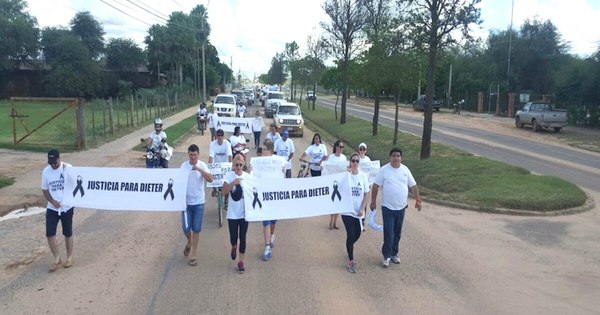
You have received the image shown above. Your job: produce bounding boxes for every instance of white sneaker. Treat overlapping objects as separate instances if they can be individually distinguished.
[383,258,390,268]
[262,246,272,261]
[269,234,275,249]
[391,256,401,264]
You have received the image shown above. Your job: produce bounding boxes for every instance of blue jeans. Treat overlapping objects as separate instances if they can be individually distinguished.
[182,204,204,233]
[381,206,406,259]
[253,131,261,147]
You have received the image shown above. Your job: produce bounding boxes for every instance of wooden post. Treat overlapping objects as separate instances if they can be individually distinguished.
[76,99,86,149]
[508,93,516,118]
[477,92,484,113]
[108,97,115,134]
[91,104,96,140]
[131,94,135,126]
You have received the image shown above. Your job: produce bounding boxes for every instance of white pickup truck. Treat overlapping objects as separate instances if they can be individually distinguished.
[515,102,567,132]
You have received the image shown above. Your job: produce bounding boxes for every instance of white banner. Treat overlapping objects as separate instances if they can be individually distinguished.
[207,162,232,188]
[242,172,352,221]
[62,167,187,211]
[213,116,253,134]
[321,160,349,175]
[250,156,286,179]
[358,160,381,184]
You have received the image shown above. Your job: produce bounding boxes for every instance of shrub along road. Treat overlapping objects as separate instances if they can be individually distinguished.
[0,106,599,314]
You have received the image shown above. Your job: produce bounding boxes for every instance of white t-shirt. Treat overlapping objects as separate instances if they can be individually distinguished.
[266,132,281,143]
[198,107,207,115]
[304,144,328,171]
[207,112,215,128]
[359,155,372,163]
[180,160,210,205]
[224,171,252,219]
[149,131,167,150]
[343,171,370,218]
[41,162,72,212]
[237,104,246,115]
[229,134,246,148]
[328,153,347,163]
[373,163,417,210]
[252,117,265,132]
[209,140,233,163]
[274,138,295,170]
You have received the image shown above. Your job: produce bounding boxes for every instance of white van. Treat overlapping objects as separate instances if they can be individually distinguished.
[213,94,237,117]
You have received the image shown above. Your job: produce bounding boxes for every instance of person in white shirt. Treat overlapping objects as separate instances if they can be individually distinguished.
[237,103,247,117]
[266,123,281,143]
[208,129,233,164]
[180,144,213,266]
[323,140,347,230]
[274,129,295,178]
[145,118,169,168]
[342,153,370,273]
[197,103,208,133]
[299,133,327,177]
[41,149,74,272]
[370,148,422,268]
[223,154,252,274]
[207,107,216,140]
[357,142,371,163]
[251,110,265,149]
[229,126,247,151]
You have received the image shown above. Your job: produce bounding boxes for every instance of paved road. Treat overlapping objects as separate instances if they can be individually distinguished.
[1,106,599,314]
[319,99,600,192]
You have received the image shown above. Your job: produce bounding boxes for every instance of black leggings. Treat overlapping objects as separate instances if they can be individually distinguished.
[228,218,249,254]
[342,215,361,261]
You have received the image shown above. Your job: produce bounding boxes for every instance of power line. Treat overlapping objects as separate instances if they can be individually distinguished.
[130,0,170,20]
[99,0,153,26]
[124,0,169,23]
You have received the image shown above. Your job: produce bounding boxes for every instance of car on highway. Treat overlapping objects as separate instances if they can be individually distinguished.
[274,102,304,137]
[212,94,237,117]
[413,95,441,111]
[265,91,286,118]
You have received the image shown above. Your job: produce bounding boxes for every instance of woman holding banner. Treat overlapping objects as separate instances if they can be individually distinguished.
[323,140,347,230]
[299,133,327,178]
[342,153,370,273]
[223,154,252,274]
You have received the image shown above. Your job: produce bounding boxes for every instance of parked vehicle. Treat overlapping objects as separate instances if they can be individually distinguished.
[274,102,304,137]
[265,91,286,118]
[231,90,246,105]
[515,102,568,132]
[243,89,254,105]
[213,94,237,117]
[413,95,441,112]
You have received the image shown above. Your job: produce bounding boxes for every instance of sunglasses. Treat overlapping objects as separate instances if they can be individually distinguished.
[339,146,344,148]
[350,159,360,163]
[217,134,224,137]
[359,147,366,151]
[234,163,244,167]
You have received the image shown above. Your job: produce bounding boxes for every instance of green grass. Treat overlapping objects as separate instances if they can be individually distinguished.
[301,103,587,212]
[0,175,15,189]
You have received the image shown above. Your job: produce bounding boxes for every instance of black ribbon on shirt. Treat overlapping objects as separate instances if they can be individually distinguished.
[72,175,85,197]
[252,187,262,209]
[163,178,175,200]
[331,180,341,202]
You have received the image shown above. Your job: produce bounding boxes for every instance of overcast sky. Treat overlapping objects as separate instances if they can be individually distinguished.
[25,0,600,78]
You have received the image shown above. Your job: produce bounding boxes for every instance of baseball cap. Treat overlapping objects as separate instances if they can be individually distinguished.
[358,143,367,150]
[47,149,60,164]
[282,130,289,137]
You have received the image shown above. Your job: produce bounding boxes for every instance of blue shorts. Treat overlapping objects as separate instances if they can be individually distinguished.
[182,204,204,233]
[46,208,74,237]
[262,220,277,227]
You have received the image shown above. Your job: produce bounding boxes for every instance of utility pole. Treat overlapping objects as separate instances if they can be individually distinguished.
[507,0,514,89]
[447,64,453,108]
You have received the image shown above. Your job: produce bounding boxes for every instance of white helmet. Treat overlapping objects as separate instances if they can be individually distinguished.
[154,118,163,131]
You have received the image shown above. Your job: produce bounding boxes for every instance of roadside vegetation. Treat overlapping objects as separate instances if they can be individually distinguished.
[0,176,15,189]
[302,104,587,212]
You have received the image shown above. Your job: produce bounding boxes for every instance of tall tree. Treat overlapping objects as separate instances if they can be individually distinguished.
[305,33,327,110]
[284,41,300,101]
[321,0,367,124]
[105,38,145,71]
[266,53,286,86]
[70,11,105,59]
[399,0,481,159]
[362,0,393,135]
[0,0,39,70]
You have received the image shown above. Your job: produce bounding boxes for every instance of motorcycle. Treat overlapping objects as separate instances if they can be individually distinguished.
[140,138,172,168]
[197,113,206,135]
[453,99,464,115]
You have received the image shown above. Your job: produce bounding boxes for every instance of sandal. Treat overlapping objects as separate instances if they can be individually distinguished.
[64,257,73,268]
[188,258,198,266]
[49,258,62,273]
[183,245,191,257]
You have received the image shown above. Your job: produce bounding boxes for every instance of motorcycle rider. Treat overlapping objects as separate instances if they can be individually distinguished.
[145,118,170,168]
[237,101,247,118]
[197,102,208,132]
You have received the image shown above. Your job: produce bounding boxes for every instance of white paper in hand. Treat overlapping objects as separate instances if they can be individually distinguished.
[368,209,383,232]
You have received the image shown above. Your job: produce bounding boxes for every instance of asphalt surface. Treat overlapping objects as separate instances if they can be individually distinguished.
[318,98,600,192]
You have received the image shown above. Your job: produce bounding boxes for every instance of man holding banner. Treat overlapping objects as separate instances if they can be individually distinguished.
[370,148,422,268]
[180,144,214,266]
[41,149,75,272]
[209,129,233,198]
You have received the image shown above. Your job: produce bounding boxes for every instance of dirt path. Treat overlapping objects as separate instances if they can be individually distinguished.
[1,103,599,314]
